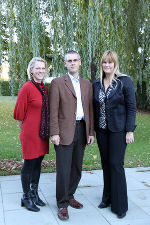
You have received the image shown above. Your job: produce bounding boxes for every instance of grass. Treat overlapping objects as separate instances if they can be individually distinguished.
[0,96,150,175]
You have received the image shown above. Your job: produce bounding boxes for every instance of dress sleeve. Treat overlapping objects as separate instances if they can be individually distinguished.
[13,84,29,121]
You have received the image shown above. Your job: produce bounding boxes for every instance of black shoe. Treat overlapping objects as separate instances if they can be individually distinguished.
[117,212,126,219]
[31,195,46,206]
[21,194,40,212]
[98,202,110,208]
[30,184,46,206]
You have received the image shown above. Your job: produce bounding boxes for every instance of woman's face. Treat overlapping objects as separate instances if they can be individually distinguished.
[31,61,46,82]
[102,60,115,76]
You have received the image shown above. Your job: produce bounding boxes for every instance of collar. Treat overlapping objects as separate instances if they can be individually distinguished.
[95,78,100,83]
[68,73,80,83]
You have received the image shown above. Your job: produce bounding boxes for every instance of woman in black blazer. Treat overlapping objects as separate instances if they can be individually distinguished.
[93,50,136,219]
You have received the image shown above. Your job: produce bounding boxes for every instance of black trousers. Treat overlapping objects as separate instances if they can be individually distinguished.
[96,128,128,215]
[21,155,44,193]
[55,121,86,208]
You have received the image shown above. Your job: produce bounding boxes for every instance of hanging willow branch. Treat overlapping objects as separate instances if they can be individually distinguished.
[0,0,3,95]
[31,0,40,57]
[15,0,32,88]
[7,0,17,96]
[1,0,149,108]
[0,1,2,67]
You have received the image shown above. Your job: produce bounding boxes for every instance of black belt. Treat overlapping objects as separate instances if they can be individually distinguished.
[76,119,84,124]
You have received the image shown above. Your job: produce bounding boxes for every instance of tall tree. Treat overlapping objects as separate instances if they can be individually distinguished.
[31,0,41,56]
[7,0,17,96]
[125,0,150,109]
[0,0,3,95]
[15,0,32,88]
[0,0,9,94]
[12,0,49,89]
[1,0,150,109]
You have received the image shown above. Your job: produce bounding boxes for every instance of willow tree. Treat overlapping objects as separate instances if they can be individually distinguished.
[124,0,150,109]
[0,1,2,67]
[107,0,129,73]
[31,0,41,57]
[47,0,130,80]
[15,0,32,88]
[0,0,3,95]
[48,0,102,78]
[3,0,150,108]
[0,0,9,94]
[47,0,79,75]
[78,0,101,80]
[7,0,17,96]
[11,0,48,89]
[38,2,49,60]
[81,0,127,80]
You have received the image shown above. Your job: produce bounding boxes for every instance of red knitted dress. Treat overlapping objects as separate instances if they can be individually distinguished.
[14,81,49,159]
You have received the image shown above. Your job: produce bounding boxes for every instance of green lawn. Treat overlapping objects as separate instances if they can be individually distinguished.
[0,96,150,175]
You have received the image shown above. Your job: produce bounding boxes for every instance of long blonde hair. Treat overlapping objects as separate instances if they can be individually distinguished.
[100,50,127,85]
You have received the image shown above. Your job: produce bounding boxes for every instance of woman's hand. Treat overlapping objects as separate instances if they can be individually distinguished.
[126,132,134,144]
[17,120,23,129]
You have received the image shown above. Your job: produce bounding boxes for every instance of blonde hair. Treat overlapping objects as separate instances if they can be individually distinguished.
[100,50,127,85]
[27,57,47,80]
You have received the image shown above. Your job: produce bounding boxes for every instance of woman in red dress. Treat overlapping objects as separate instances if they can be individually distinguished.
[14,57,49,212]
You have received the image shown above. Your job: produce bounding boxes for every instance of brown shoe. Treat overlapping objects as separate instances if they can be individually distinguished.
[58,208,69,220]
[69,198,83,209]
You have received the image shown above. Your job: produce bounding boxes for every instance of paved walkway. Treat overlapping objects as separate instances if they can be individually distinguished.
[0,167,150,225]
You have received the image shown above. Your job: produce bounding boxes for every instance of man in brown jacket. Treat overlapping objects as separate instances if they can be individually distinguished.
[49,50,94,220]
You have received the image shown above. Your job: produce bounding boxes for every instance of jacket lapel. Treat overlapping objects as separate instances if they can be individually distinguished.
[80,77,86,103]
[107,81,120,99]
[64,74,76,98]
[96,78,120,100]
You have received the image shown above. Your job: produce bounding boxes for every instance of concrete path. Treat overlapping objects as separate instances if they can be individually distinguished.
[0,167,150,225]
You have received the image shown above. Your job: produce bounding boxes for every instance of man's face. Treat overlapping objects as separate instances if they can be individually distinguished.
[64,53,81,76]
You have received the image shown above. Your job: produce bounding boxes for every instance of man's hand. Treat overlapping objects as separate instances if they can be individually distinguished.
[126,132,134,144]
[51,135,60,146]
[87,136,94,146]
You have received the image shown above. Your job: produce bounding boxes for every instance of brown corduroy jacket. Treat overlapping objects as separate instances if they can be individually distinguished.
[49,74,94,145]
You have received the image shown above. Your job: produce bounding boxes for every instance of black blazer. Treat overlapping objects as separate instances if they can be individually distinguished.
[93,76,136,133]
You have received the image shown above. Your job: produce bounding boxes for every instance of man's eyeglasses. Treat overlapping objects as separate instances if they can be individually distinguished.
[67,59,79,63]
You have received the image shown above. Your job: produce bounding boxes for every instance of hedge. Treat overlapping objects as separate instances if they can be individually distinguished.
[0,81,19,96]
[0,80,51,96]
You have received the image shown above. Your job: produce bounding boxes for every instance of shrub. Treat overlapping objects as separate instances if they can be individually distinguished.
[1,81,11,96]
[0,81,19,96]
[0,80,50,96]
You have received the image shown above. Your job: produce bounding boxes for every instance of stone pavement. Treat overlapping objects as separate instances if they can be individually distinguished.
[0,167,150,225]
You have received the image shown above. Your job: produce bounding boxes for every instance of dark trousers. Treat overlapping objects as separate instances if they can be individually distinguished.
[21,155,44,193]
[55,121,86,208]
[96,128,128,215]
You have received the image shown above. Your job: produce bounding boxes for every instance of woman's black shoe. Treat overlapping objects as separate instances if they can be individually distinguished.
[117,212,126,219]
[30,184,46,206]
[21,193,40,212]
[98,202,110,208]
